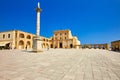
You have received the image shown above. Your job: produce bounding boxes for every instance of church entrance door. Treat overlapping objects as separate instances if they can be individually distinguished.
[60,43,62,48]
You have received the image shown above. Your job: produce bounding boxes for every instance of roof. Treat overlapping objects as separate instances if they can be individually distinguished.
[54,29,71,33]
[0,30,49,39]
[111,40,120,43]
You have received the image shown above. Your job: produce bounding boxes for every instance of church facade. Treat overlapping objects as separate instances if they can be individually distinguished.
[49,30,80,49]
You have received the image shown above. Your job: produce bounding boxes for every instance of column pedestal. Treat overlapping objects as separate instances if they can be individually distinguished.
[33,36,43,52]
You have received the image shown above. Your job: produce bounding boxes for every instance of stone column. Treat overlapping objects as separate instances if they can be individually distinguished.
[67,41,70,48]
[36,2,41,36]
[33,2,43,52]
[57,41,59,48]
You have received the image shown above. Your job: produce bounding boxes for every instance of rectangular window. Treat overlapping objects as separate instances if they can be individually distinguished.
[55,34,57,36]
[65,37,66,39]
[3,34,5,39]
[60,33,62,36]
[8,34,10,38]
[15,31,17,38]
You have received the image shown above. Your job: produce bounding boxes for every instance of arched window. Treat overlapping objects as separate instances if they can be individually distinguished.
[3,34,5,39]
[43,38,45,41]
[19,33,25,38]
[46,39,48,42]
[42,43,45,48]
[18,40,24,49]
[26,35,31,39]
[8,34,10,38]
[26,41,31,49]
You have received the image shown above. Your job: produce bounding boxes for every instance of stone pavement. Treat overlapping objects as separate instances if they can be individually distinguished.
[0,49,120,80]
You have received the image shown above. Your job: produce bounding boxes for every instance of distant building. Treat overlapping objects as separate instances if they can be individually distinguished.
[0,30,49,50]
[49,30,80,49]
[111,40,120,51]
[82,43,109,50]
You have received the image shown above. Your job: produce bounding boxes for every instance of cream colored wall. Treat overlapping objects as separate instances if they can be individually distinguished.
[0,31,15,49]
[111,41,120,51]
[0,29,80,49]
[72,36,81,48]
[69,30,72,39]
[54,30,69,40]
[53,30,70,48]
[0,31,14,41]
[0,30,50,50]
[16,30,50,50]
[40,36,50,48]
[14,30,33,49]
[52,30,80,48]
[82,44,109,50]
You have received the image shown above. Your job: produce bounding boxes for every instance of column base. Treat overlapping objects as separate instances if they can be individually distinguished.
[32,37,43,53]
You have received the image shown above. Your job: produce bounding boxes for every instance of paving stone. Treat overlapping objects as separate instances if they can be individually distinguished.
[0,49,120,80]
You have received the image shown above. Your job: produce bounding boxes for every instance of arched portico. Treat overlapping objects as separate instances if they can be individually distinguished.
[26,41,31,49]
[42,43,45,48]
[18,40,24,49]
[46,43,49,48]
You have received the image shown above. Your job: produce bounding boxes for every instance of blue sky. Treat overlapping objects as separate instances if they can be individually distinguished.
[0,0,120,44]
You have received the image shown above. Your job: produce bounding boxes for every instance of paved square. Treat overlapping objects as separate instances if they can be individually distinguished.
[0,49,120,80]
